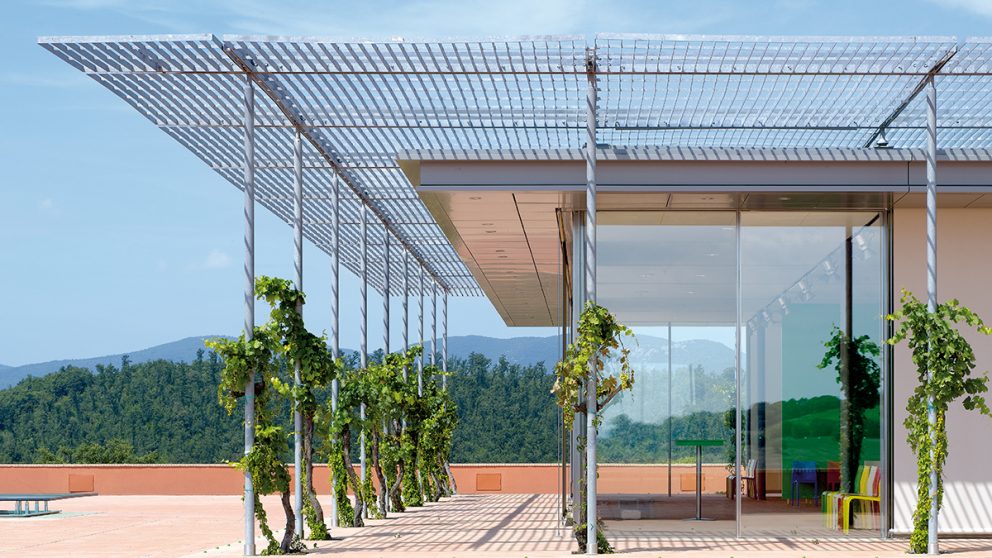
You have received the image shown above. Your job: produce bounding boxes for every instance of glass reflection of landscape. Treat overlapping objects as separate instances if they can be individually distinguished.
[594,210,884,537]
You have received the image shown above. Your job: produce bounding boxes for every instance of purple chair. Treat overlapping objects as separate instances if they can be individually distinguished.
[791,461,818,507]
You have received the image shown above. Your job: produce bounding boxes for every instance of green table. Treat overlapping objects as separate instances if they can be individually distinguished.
[675,439,723,520]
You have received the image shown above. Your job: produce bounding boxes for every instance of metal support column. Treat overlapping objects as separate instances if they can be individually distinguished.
[442,289,448,389]
[292,130,304,539]
[360,205,368,489]
[431,282,438,369]
[329,173,340,530]
[403,253,410,377]
[584,48,598,555]
[241,76,256,557]
[418,268,425,396]
[925,76,939,556]
[384,231,391,355]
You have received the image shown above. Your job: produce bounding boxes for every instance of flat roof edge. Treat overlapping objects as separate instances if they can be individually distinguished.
[400,147,992,163]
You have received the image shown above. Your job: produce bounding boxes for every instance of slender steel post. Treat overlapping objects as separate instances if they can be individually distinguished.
[292,130,304,538]
[442,289,448,389]
[925,76,939,556]
[360,205,368,488]
[384,231,391,355]
[329,173,340,530]
[418,267,425,396]
[242,76,256,557]
[584,48,598,555]
[430,281,438,369]
[403,253,410,377]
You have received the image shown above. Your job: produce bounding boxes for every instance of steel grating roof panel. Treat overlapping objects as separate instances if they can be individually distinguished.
[37,34,992,297]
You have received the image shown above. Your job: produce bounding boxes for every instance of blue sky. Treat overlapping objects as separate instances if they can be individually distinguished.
[2,0,992,366]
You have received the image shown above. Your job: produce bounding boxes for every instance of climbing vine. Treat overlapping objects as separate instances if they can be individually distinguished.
[208,275,337,553]
[323,345,458,523]
[209,325,301,555]
[818,326,881,492]
[552,301,636,554]
[258,276,339,540]
[887,290,992,553]
[553,301,635,429]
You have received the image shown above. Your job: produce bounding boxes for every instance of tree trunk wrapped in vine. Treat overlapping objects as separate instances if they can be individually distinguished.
[256,276,339,540]
[209,327,304,555]
[818,326,881,493]
[888,290,992,554]
[552,301,636,554]
[209,276,338,552]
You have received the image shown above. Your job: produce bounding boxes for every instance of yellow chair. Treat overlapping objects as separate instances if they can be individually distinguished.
[822,464,881,533]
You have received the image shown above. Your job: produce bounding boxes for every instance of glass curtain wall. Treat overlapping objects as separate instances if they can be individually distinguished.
[740,211,884,537]
[591,208,885,539]
[596,211,737,533]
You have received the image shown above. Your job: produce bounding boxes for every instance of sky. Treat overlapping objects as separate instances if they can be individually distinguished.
[2,0,992,366]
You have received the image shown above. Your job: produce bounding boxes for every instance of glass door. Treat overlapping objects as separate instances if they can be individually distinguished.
[739,211,884,538]
[596,211,737,535]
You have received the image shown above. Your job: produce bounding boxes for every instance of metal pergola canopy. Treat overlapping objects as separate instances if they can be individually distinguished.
[38,33,992,296]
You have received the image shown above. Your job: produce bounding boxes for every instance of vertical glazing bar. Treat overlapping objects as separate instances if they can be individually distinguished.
[292,130,304,538]
[668,322,672,498]
[442,289,448,389]
[242,76,256,557]
[570,215,584,527]
[881,209,893,538]
[383,231,391,355]
[360,205,368,487]
[329,173,340,530]
[735,209,743,538]
[584,48,598,555]
[925,76,939,556]
[418,268,425,397]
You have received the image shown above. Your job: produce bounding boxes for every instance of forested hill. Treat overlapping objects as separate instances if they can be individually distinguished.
[0,352,559,464]
[1,333,734,389]
[0,335,564,389]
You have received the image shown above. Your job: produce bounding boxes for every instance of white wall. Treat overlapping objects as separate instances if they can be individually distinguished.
[893,207,992,534]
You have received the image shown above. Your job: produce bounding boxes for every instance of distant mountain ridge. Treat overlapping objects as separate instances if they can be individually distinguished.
[0,333,735,389]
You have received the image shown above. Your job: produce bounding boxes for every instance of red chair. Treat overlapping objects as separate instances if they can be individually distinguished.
[826,460,841,492]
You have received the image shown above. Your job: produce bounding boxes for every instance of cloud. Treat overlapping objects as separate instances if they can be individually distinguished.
[925,0,992,17]
[38,198,61,216]
[204,249,231,269]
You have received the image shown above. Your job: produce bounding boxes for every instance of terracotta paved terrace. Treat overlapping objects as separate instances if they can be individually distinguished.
[3,493,992,557]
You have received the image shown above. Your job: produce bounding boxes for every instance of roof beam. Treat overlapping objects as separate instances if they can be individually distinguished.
[863,45,959,148]
[219,37,450,290]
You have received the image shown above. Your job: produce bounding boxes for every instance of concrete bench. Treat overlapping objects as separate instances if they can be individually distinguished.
[0,492,97,517]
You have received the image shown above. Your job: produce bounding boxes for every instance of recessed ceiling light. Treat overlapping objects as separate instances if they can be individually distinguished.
[706,252,719,257]
[779,196,792,201]
[495,249,506,253]
[485,230,497,234]
[469,196,482,200]
[687,290,696,295]
[481,222,494,226]
[696,274,706,278]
